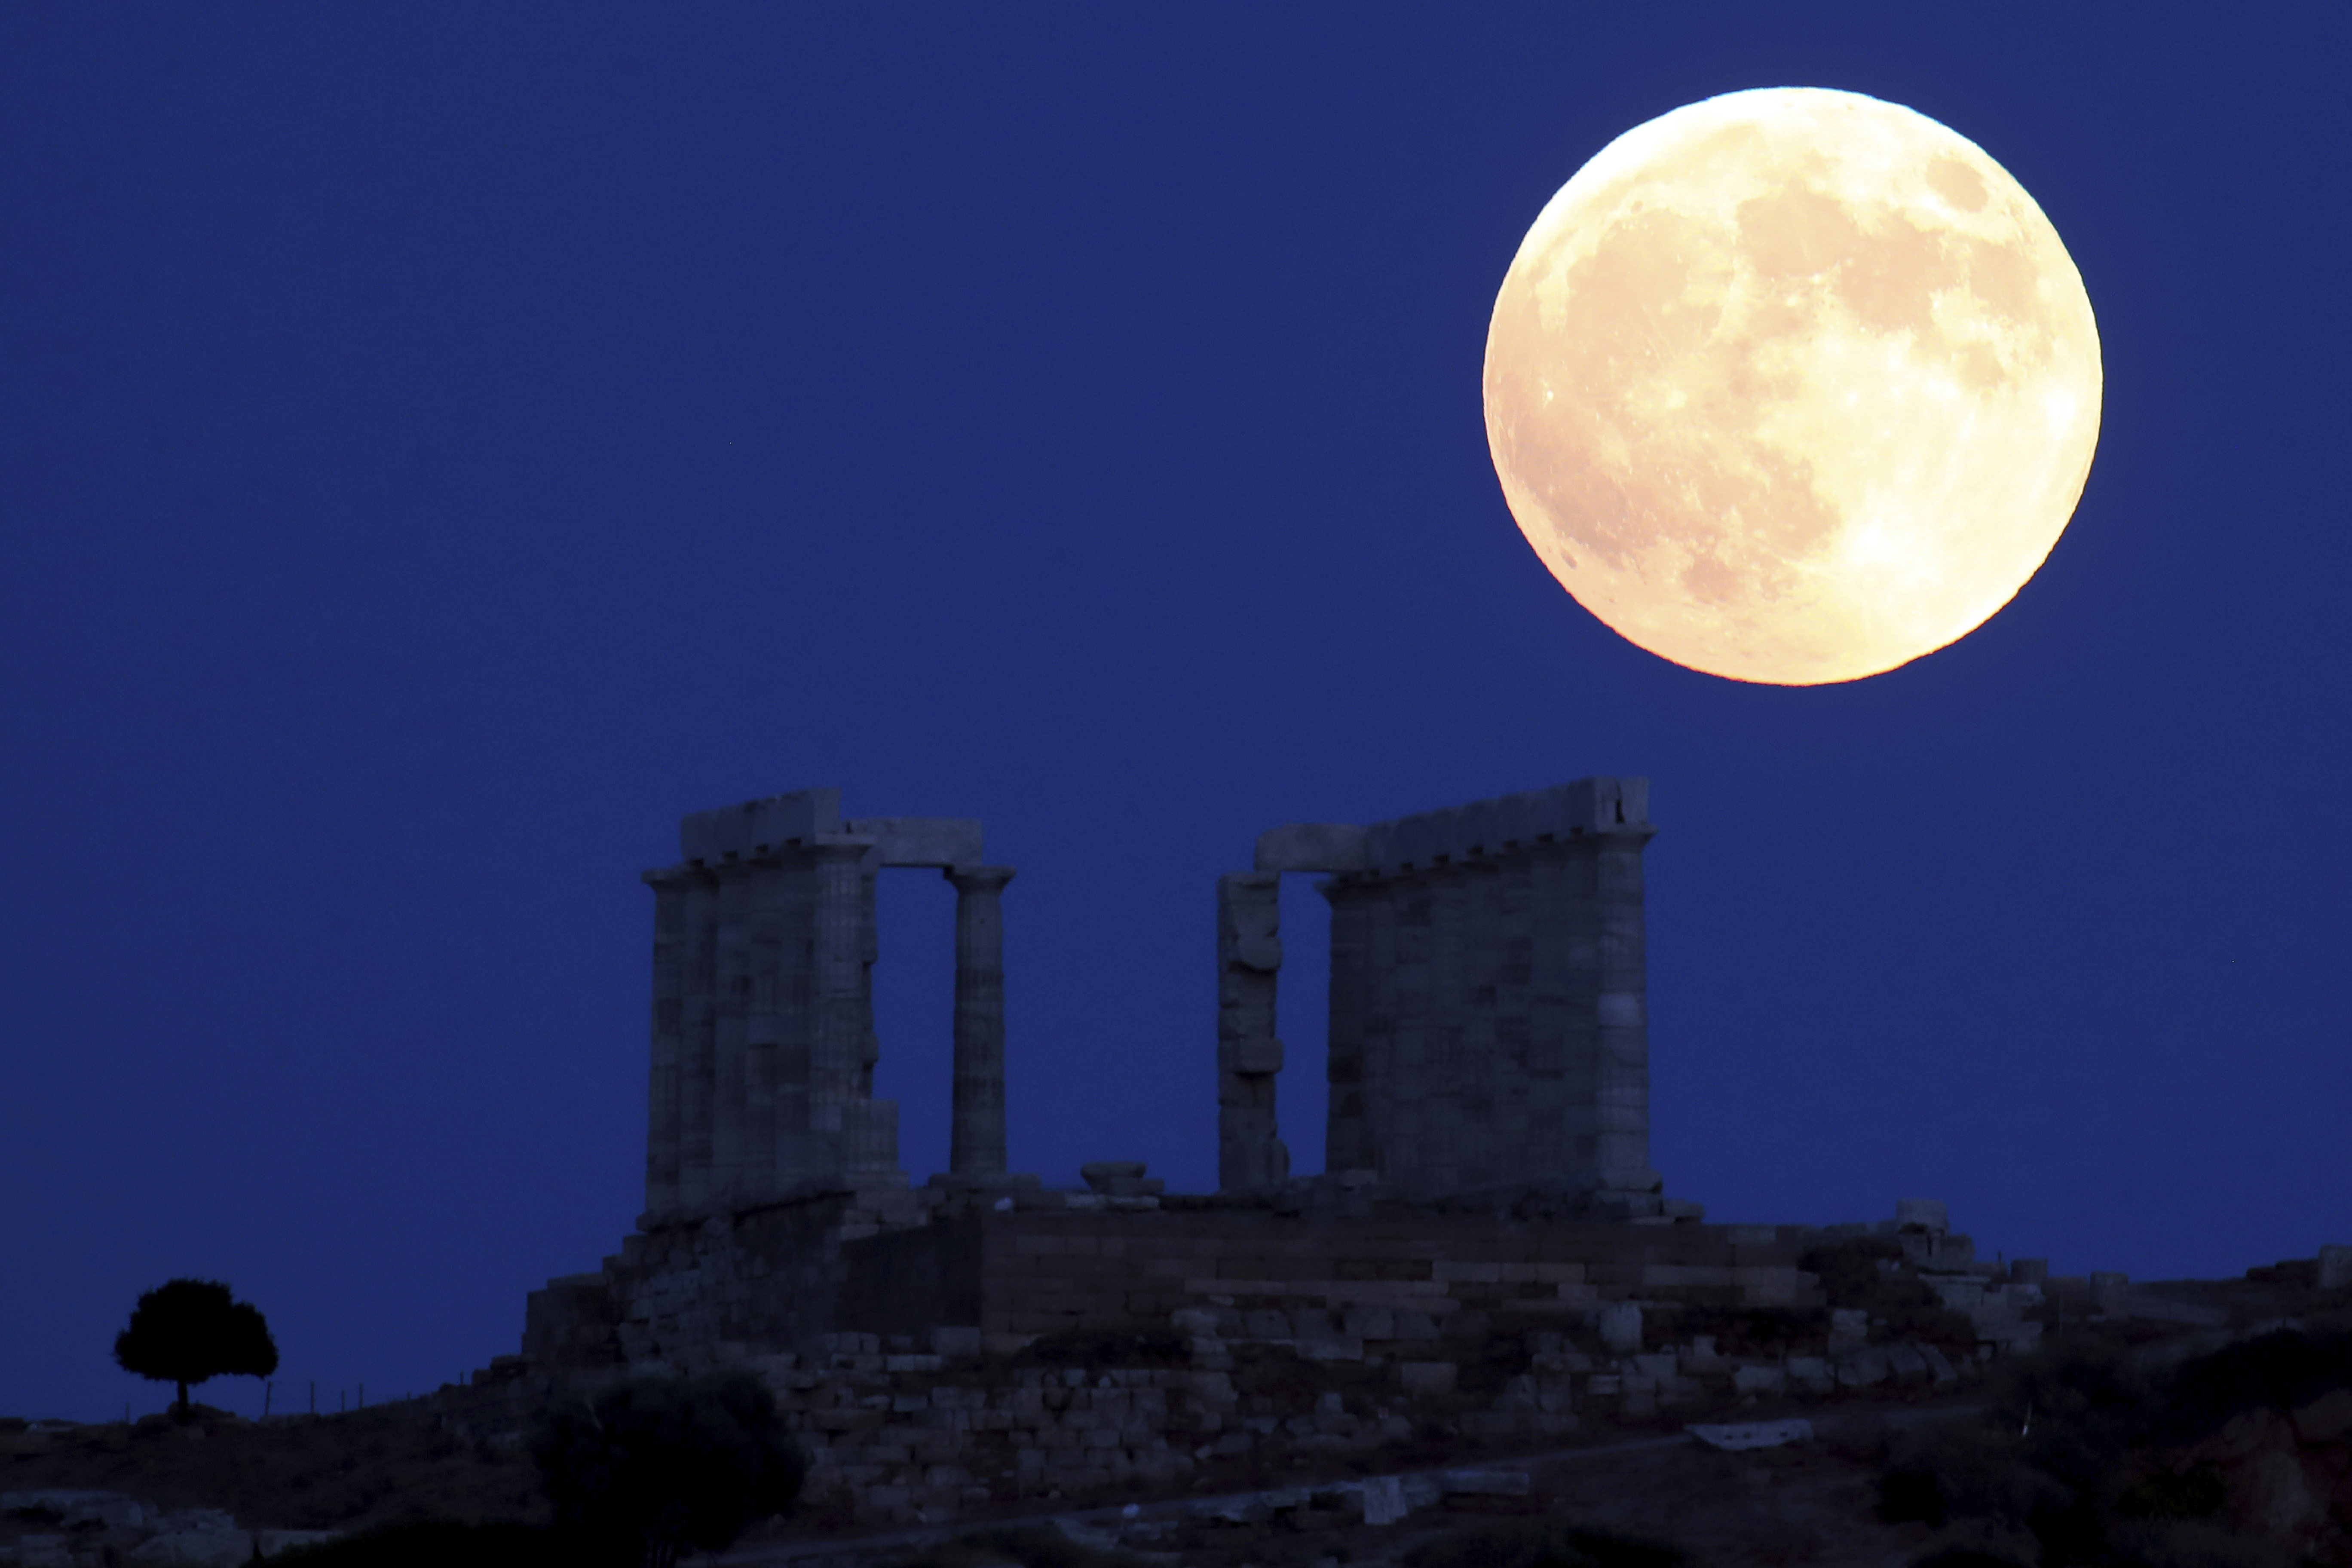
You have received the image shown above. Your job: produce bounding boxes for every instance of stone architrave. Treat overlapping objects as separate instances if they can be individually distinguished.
[946,865,1016,1177]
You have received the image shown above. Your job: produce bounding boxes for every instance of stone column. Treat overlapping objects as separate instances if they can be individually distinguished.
[1592,824,1660,1193]
[1388,873,1433,1190]
[676,867,720,1208]
[771,852,817,1188]
[1321,877,1371,1173]
[1216,872,1287,1191]
[710,860,754,1203]
[1423,862,1472,1195]
[1492,848,1541,1177]
[741,855,790,1206]
[1456,855,1507,1188]
[945,865,1016,1177]
[641,870,688,1216]
[1358,876,1401,1180]
[808,839,873,1177]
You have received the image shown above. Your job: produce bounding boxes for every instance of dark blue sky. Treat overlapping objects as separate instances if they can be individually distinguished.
[6,7,2347,1423]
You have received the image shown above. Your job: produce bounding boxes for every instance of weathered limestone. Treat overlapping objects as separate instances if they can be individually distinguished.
[1216,872,1288,1191]
[1222,778,1664,1199]
[640,789,1017,1222]
[946,865,1014,1177]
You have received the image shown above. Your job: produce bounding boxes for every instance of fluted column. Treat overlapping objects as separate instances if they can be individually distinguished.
[710,860,754,1202]
[1592,824,1659,1193]
[808,839,873,1176]
[675,867,720,1207]
[642,870,688,1216]
[1321,877,1371,1173]
[945,864,1015,1176]
[1216,871,1287,1192]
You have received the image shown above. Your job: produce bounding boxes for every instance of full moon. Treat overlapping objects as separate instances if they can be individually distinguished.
[1484,88,2101,685]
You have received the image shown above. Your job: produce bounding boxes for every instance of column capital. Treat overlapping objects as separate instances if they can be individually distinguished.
[945,863,1017,892]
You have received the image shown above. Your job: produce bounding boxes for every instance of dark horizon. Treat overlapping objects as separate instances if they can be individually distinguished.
[5,7,2349,1424]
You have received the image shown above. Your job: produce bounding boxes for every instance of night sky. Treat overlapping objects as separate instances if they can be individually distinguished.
[6,8,2348,1424]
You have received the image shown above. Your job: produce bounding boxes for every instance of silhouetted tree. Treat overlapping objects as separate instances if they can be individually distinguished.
[532,1372,805,1568]
[112,1277,279,1418]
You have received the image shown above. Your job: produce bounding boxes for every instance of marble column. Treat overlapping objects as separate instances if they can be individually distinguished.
[808,839,873,1177]
[676,867,720,1208]
[1389,873,1434,1189]
[1216,871,1287,1192]
[1592,824,1660,1192]
[741,855,789,1206]
[710,860,754,1201]
[641,870,688,1216]
[945,864,1015,1177]
[1320,877,1371,1173]
[771,852,817,1188]
[1357,876,1401,1180]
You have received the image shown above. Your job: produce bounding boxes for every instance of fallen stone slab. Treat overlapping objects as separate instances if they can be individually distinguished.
[1357,1474,1410,1525]
[1686,1418,1815,1452]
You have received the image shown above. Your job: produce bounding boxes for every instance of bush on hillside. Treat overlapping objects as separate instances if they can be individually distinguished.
[531,1371,804,1568]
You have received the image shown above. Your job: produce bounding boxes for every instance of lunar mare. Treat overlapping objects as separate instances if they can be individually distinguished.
[1483,88,2101,685]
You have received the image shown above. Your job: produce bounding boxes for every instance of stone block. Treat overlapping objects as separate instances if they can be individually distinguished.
[1255,823,1370,873]
[1229,1038,1284,1073]
[2090,1272,2130,1315]
[1731,1363,1786,1395]
[1919,1344,1959,1387]
[1598,1301,1643,1354]
[2320,1245,2352,1290]
[1344,1305,1395,1341]
[1458,1410,1522,1437]
[1896,1199,1948,1234]
[1398,1361,1457,1395]
[1785,1356,1833,1393]
[1835,1347,1890,1388]
[1884,1343,1930,1385]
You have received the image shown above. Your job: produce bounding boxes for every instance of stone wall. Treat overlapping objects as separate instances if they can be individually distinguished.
[1235,778,1665,1199]
[526,1198,1834,1374]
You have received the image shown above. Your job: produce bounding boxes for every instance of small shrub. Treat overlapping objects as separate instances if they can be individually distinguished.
[2104,1519,2303,1568]
[2115,1461,2227,1523]
[531,1372,805,1568]
[2147,1326,2352,1447]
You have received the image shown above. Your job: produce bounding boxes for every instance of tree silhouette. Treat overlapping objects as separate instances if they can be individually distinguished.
[113,1278,279,1418]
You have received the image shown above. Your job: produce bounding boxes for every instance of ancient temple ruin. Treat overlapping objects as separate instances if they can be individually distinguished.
[523,778,1713,1381]
[637,788,1019,1224]
[1218,778,1658,1200]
